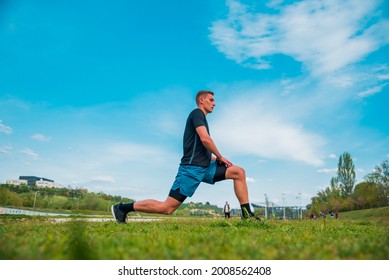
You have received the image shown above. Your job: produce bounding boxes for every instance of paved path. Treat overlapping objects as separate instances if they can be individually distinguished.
[1,207,162,222]
[0,206,71,216]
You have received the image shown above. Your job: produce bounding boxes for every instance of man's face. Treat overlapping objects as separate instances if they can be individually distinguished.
[201,94,216,113]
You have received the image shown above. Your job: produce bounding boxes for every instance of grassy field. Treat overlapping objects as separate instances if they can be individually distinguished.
[0,207,388,260]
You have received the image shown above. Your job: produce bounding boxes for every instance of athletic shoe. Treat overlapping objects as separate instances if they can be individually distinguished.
[252,215,262,221]
[111,203,126,223]
[241,208,261,221]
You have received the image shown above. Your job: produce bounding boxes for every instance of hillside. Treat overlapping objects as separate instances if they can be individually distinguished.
[339,206,389,224]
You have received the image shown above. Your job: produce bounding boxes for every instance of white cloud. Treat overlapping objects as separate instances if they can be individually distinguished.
[0,120,13,135]
[20,148,39,160]
[356,168,365,174]
[0,145,12,155]
[321,154,337,159]
[212,93,325,166]
[358,84,388,98]
[246,177,256,183]
[317,168,337,174]
[209,0,388,75]
[31,133,52,142]
[106,142,174,164]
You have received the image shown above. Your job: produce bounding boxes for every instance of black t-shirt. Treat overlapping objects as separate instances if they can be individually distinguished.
[180,108,212,167]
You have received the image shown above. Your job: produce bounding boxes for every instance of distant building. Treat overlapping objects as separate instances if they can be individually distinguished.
[5,176,61,188]
[35,180,61,188]
[19,176,54,187]
[5,179,28,186]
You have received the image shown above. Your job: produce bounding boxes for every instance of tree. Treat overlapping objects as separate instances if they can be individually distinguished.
[365,160,389,206]
[337,152,356,197]
[0,187,23,207]
[366,160,389,186]
[353,182,382,209]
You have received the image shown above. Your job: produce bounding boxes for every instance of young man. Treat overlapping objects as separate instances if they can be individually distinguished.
[112,90,258,223]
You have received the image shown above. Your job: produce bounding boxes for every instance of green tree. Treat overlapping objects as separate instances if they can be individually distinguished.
[365,160,389,206]
[80,193,107,211]
[366,160,389,187]
[47,195,70,210]
[337,152,356,197]
[0,187,23,207]
[353,182,374,209]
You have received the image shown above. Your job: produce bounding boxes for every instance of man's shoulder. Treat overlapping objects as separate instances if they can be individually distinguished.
[188,108,205,119]
[189,108,203,116]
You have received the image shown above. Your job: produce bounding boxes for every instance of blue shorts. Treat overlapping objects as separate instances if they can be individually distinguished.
[169,160,227,200]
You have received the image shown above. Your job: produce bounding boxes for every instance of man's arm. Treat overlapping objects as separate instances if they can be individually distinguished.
[196,126,233,168]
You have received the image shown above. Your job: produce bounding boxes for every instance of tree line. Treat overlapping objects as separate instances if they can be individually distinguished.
[308,152,389,215]
[0,184,134,213]
[0,184,223,215]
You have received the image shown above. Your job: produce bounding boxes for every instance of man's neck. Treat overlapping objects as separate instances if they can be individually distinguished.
[197,106,208,116]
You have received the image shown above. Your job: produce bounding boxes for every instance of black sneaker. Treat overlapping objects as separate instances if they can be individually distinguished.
[241,208,261,221]
[111,203,126,223]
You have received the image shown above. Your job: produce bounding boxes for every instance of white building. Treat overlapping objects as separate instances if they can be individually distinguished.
[6,179,28,186]
[35,180,61,188]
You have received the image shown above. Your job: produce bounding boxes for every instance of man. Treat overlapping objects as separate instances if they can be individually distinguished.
[224,201,231,218]
[112,90,258,223]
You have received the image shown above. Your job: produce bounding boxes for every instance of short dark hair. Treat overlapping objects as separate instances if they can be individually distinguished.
[196,90,214,105]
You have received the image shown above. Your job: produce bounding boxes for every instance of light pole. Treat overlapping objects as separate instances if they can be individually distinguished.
[282,193,286,220]
[33,191,38,208]
[296,196,299,219]
[298,192,302,219]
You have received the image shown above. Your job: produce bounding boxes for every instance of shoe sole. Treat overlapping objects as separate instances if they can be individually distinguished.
[111,205,117,221]
[111,204,126,224]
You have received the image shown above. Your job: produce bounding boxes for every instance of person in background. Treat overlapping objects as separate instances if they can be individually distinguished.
[224,201,231,218]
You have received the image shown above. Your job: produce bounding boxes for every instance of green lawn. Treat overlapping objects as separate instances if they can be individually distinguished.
[1,210,388,260]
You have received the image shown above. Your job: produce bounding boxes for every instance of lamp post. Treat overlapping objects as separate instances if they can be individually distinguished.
[33,191,38,208]
[298,192,302,219]
[282,193,286,220]
[296,196,299,219]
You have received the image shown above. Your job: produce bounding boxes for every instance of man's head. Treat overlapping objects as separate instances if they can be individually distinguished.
[196,90,215,114]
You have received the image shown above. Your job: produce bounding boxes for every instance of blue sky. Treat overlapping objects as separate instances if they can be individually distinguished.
[1,0,388,208]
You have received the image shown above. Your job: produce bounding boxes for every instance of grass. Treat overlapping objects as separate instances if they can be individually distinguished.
[340,206,389,225]
[0,208,388,260]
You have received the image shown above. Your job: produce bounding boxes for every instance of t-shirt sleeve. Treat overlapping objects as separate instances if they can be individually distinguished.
[191,109,206,129]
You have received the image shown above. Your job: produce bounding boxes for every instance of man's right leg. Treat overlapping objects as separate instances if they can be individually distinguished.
[225,165,258,219]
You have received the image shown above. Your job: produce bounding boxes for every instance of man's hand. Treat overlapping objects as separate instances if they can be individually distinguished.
[217,155,233,168]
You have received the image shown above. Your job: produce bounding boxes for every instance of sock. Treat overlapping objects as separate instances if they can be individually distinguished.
[241,203,254,218]
[119,202,134,214]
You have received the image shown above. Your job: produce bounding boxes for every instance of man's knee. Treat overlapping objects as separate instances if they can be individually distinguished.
[162,206,177,215]
[161,199,181,215]
[233,166,246,179]
[226,165,246,180]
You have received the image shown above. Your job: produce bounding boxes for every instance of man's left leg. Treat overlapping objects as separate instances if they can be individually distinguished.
[225,165,257,218]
